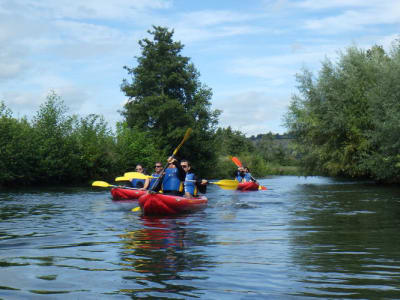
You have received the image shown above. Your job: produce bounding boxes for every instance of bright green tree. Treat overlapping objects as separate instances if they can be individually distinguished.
[120,26,220,175]
[285,44,400,181]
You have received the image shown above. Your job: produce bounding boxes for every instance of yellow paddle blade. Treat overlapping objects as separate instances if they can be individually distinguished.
[173,128,192,155]
[92,181,112,188]
[210,179,239,190]
[123,172,152,180]
[115,176,130,182]
[131,206,141,212]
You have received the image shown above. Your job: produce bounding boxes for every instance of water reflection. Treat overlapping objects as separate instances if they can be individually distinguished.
[118,216,213,298]
[289,181,400,298]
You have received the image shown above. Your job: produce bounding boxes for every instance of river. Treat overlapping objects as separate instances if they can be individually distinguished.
[1,176,400,299]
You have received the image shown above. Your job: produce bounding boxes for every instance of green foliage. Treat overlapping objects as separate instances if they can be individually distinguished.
[286,42,400,183]
[0,102,39,185]
[114,122,164,174]
[214,127,254,155]
[31,91,80,184]
[120,26,221,175]
[72,114,118,181]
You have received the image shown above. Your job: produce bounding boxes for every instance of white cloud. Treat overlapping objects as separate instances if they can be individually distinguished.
[1,0,172,20]
[295,0,375,10]
[302,2,400,33]
[215,90,290,135]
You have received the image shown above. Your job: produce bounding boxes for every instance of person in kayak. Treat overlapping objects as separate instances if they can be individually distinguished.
[244,167,255,182]
[143,162,163,190]
[131,164,146,188]
[181,159,207,198]
[234,166,246,182]
[151,156,186,195]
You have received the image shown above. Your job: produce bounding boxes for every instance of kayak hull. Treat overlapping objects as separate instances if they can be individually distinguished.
[237,182,260,191]
[111,188,146,200]
[138,193,208,216]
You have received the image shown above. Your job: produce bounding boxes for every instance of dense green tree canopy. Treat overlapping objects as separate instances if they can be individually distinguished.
[285,41,400,183]
[120,26,221,175]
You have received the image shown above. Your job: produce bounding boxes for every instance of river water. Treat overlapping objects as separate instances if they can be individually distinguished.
[1,176,400,299]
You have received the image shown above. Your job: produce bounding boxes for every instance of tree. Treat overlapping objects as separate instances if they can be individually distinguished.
[0,102,39,185]
[120,26,220,175]
[284,44,399,181]
[31,91,80,183]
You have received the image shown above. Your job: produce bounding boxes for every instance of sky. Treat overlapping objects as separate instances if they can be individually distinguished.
[1,0,399,136]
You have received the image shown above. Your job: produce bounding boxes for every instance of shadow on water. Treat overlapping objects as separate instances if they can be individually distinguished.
[117,215,214,299]
[288,180,400,299]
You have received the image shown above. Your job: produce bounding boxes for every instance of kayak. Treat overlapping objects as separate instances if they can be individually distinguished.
[138,192,208,216]
[111,187,147,200]
[237,181,260,191]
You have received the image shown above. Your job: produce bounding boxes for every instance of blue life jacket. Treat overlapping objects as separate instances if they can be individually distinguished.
[149,173,161,190]
[131,178,145,188]
[244,173,252,182]
[184,173,197,196]
[162,167,183,192]
[235,171,245,182]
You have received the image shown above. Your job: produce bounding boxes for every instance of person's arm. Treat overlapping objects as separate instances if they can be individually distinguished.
[194,175,208,194]
[173,159,186,181]
[142,177,150,189]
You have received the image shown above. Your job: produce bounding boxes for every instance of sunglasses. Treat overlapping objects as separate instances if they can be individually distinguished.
[181,165,188,169]
[135,168,142,171]
[154,165,162,168]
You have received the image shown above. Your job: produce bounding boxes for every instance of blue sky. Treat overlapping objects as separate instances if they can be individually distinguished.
[1,0,399,135]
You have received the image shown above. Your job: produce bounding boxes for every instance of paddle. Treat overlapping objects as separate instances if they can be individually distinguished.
[185,179,239,190]
[116,173,153,182]
[230,156,267,190]
[92,181,139,190]
[124,172,153,179]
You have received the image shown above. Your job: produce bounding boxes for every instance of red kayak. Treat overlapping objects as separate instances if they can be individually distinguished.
[111,187,147,200]
[237,181,260,191]
[138,192,208,216]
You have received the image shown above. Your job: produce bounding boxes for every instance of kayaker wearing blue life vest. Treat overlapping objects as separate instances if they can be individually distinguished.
[143,162,163,190]
[151,156,186,195]
[181,159,207,198]
[234,166,253,183]
[234,166,246,182]
[243,167,254,182]
[131,164,146,188]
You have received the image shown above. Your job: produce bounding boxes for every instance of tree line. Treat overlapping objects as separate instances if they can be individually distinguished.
[0,94,296,187]
[1,26,296,187]
[5,26,398,186]
[285,41,400,183]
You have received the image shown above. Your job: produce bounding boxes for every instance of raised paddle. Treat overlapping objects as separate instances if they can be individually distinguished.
[92,181,139,190]
[230,156,267,190]
[149,128,192,192]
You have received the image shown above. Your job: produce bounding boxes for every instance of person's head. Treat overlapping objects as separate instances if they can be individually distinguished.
[135,164,144,173]
[244,167,250,173]
[180,159,191,172]
[167,156,177,168]
[238,166,245,172]
[154,162,163,173]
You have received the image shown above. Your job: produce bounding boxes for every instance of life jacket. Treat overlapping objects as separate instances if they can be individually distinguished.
[149,173,161,190]
[184,172,198,196]
[131,178,145,188]
[235,171,245,183]
[162,167,183,192]
[244,173,252,182]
